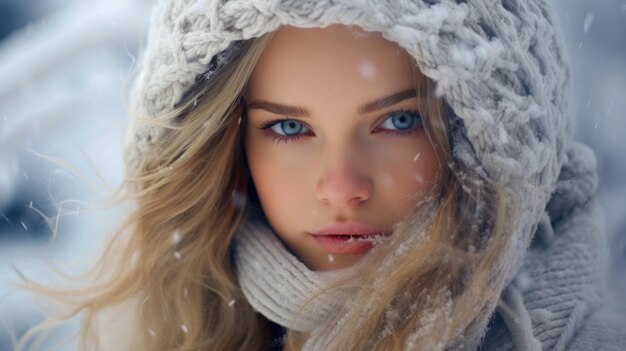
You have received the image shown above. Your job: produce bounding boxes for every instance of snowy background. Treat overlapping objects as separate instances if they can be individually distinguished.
[0,0,624,349]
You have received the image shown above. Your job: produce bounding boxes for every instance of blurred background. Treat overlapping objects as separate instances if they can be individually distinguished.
[0,0,624,349]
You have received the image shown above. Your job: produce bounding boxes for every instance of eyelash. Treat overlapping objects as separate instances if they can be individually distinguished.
[258,109,423,145]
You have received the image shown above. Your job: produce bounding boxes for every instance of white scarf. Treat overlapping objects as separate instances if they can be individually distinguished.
[232,220,351,332]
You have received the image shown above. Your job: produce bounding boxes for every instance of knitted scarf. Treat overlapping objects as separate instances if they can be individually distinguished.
[233,220,349,332]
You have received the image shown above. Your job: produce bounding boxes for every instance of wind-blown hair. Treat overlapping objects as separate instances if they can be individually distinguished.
[17,30,512,351]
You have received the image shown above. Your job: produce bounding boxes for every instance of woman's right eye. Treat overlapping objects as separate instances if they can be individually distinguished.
[265,120,310,136]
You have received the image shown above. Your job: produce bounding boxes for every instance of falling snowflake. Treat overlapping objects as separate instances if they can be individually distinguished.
[414,173,424,184]
[171,231,182,246]
[359,60,377,80]
[583,12,594,33]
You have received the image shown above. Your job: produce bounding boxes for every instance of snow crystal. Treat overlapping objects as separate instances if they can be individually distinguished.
[413,152,421,162]
[350,26,370,40]
[21,222,28,230]
[184,287,188,297]
[380,308,400,340]
[180,324,188,333]
[414,173,424,184]
[171,231,182,246]
[147,328,156,337]
[327,254,334,262]
[158,166,173,174]
[174,251,182,260]
[358,60,377,80]
[23,172,28,180]
[394,241,411,256]
[202,120,210,127]
[228,299,236,307]
[583,12,594,33]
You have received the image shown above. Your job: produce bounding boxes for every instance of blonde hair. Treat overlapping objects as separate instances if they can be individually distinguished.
[16,31,513,351]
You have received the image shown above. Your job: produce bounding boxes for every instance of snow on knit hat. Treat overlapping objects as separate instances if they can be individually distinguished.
[125,0,571,344]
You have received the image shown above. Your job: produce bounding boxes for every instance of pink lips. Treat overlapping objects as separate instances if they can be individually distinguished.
[310,222,390,255]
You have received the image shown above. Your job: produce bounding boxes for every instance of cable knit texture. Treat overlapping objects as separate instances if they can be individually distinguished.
[125,0,626,349]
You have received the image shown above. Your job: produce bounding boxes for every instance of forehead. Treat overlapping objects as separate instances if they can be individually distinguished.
[246,24,416,106]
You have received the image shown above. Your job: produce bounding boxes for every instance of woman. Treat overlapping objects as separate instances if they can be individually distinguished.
[18,0,626,350]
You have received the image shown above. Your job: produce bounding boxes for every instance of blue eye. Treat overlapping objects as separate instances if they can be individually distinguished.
[269,120,310,136]
[380,110,421,131]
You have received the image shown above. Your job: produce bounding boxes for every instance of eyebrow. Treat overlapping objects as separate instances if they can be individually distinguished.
[246,89,417,118]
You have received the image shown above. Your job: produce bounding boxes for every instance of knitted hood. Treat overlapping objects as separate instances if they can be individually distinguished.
[125,0,605,349]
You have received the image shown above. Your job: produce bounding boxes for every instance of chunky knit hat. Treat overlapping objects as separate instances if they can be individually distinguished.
[126,0,572,347]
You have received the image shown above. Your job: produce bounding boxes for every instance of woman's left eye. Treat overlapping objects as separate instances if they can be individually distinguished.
[378,110,422,132]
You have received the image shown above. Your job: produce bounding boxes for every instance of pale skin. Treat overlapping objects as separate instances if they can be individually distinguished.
[244,24,441,271]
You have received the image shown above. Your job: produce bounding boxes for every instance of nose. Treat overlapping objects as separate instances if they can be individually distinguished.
[316,153,373,208]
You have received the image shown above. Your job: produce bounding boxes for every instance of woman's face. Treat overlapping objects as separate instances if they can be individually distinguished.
[244,24,441,271]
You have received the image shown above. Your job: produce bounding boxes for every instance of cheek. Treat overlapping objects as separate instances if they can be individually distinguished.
[373,137,441,197]
[244,134,311,217]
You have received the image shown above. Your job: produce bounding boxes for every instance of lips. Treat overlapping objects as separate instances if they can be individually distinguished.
[310,221,391,255]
